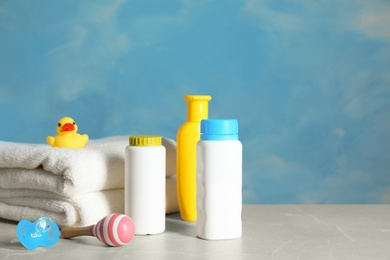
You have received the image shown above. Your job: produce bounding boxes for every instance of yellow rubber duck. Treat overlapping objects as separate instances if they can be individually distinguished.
[46,117,89,148]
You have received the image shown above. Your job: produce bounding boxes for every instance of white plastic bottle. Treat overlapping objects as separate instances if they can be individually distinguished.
[125,136,166,235]
[196,119,242,240]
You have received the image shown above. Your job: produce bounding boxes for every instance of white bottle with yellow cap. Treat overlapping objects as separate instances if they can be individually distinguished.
[125,136,166,235]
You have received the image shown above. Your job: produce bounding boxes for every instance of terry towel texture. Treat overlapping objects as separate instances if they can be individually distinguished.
[0,136,178,227]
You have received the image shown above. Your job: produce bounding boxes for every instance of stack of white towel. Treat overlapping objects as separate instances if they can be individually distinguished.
[0,136,178,227]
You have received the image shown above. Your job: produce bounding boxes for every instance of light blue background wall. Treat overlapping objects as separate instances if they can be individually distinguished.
[1,0,389,204]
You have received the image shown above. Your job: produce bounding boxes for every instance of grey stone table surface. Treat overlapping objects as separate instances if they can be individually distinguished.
[0,205,389,260]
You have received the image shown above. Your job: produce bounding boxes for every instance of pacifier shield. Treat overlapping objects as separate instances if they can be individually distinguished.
[16,217,60,250]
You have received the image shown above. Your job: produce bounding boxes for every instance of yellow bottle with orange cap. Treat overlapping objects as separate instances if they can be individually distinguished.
[176,95,212,222]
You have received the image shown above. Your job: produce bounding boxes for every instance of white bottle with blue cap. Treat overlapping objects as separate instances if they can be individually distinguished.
[196,119,242,240]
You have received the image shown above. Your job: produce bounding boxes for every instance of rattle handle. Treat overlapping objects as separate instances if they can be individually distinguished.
[61,226,93,239]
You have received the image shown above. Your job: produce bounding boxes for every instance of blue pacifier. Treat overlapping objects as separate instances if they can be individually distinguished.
[16,216,60,250]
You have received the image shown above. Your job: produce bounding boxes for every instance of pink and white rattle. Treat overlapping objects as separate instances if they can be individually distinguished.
[61,213,135,246]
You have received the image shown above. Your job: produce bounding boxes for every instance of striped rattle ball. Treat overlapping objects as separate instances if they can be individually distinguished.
[91,213,135,246]
[61,213,135,247]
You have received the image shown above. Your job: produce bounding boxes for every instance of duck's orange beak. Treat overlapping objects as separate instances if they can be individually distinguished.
[61,123,75,132]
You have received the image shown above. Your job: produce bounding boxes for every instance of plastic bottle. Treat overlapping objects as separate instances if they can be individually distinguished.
[176,95,212,222]
[125,136,166,235]
[196,119,242,240]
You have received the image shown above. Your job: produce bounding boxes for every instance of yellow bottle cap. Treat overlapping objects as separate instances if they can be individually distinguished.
[184,95,212,122]
[184,95,212,102]
[129,136,162,146]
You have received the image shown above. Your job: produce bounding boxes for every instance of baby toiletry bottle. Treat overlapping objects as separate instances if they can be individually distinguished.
[177,95,212,222]
[196,119,242,240]
[125,136,166,235]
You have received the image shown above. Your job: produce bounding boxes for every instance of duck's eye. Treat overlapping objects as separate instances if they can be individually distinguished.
[73,122,76,125]
[58,123,61,127]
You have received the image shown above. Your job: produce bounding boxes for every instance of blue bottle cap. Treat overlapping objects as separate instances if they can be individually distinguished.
[200,119,239,140]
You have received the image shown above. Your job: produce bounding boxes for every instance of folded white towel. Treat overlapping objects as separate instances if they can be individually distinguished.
[0,189,123,227]
[0,136,179,226]
[0,136,177,197]
[0,178,178,227]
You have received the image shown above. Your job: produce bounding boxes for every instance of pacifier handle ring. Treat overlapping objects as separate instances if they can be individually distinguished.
[31,217,52,238]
